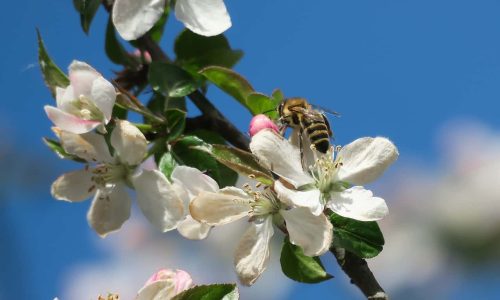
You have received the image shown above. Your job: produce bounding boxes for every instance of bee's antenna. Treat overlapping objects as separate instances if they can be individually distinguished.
[260,108,277,114]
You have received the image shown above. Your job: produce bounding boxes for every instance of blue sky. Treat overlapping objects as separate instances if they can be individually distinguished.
[1,0,500,299]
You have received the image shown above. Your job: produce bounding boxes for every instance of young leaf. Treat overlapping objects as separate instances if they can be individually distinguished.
[194,144,273,185]
[199,66,254,110]
[175,30,243,73]
[105,17,139,68]
[73,0,101,34]
[149,62,198,98]
[272,88,285,103]
[158,152,177,180]
[329,213,385,259]
[37,30,69,97]
[246,92,280,118]
[43,138,85,162]
[280,237,333,284]
[172,136,237,188]
[172,284,239,300]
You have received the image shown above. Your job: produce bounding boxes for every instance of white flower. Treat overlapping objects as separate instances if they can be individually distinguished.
[136,269,193,300]
[51,120,184,236]
[250,129,398,221]
[189,186,332,286]
[44,61,116,134]
[112,0,231,41]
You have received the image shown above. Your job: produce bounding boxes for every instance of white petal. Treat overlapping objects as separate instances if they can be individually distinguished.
[112,0,166,41]
[177,215,211,240]
[51,169,94,202]
[234,216,274,286]
[133,170,185,232]
[337,137,399,185]
[280,208,332,256]
[90,76,116,123]
[136,280,175,300]
[111,120,147,166]
[289,128,318,169]
[87,184,131,237]
[68,61,100,98]
[250,129,313,187]
[189,187,252,226]
[175,0,231,37]
[274,180,323,216]
[45,105,100,134]
[171,166,219,199]
[57,130,113,162]
[326,186,389,221]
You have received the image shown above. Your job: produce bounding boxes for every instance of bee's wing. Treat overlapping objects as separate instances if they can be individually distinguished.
[288,106,326,122]
[310,104,341,117]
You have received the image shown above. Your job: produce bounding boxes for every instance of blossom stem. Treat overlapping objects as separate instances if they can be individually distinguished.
[330,247,389,300]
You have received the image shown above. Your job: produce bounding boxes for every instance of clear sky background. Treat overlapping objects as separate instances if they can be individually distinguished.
[1,0,500,299]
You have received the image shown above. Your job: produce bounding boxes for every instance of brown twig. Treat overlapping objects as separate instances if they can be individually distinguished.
[331,247,389,299]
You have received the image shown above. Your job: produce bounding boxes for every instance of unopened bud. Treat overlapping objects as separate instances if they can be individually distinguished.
[136,269,193,300]
[249,114,279,137]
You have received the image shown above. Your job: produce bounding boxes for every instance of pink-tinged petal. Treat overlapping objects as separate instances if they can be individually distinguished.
[326,186,389,221]
[51,169,94,202]
[177,215,211,240]
[280,208,333,256]
[189,187,252,226]
[90,76,116,123]
[132,170,185,232]
[171,166,219,199]
[45,105,100,134]
[175,0,231,37]
[68,61,100,98]
[112,0,166,41]
[57,130,113,162]
[274,180,323,216]
[234,216,274,286]
[249,114,279,137]
[111,120,148,166]
[87,184,131,237]
[137,269,193,300]
[337,137,399,185]
[250,129,314,187]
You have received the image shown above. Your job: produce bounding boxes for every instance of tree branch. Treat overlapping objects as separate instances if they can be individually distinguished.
[331,247,389,300]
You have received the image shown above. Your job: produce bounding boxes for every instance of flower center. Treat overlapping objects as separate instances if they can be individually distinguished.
[243,185,281,216]
[70,95,103,121]
[90,163,128,188]
[309,147,348,204]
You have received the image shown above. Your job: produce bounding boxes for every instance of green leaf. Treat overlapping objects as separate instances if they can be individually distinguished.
[165,109,186,141]
[43,138,85,162]
[172,284,239,300]
[280,237,333,284]
[148,6,169,43]
[149,61,198,97]
[175,30,243,73]
[246,92,280,118]
[158,152,177,179]
[73,0,101,34]
[194,144,273,185]
[199,66,254,110]
[272,88,285,103]
[37,29,69,97]
[329,213,385,259]
[172,136,237,188]
[105,17,139,68]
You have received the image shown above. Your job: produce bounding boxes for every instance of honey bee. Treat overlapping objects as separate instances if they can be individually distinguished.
[277,97,339,154]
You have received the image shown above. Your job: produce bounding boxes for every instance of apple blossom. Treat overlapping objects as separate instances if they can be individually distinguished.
[44,61,116,134]
[50,120,184,236]
[189,186,332,285]
[250,129,398,221]
[136,269,193,300]
[112,0,231,41]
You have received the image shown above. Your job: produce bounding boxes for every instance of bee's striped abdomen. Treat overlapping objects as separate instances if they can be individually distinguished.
[302,118,331,153]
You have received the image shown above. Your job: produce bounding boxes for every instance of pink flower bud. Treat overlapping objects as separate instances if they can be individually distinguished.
[249,114,279,137]
[132,49,152,64]
[137,269,193,300]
